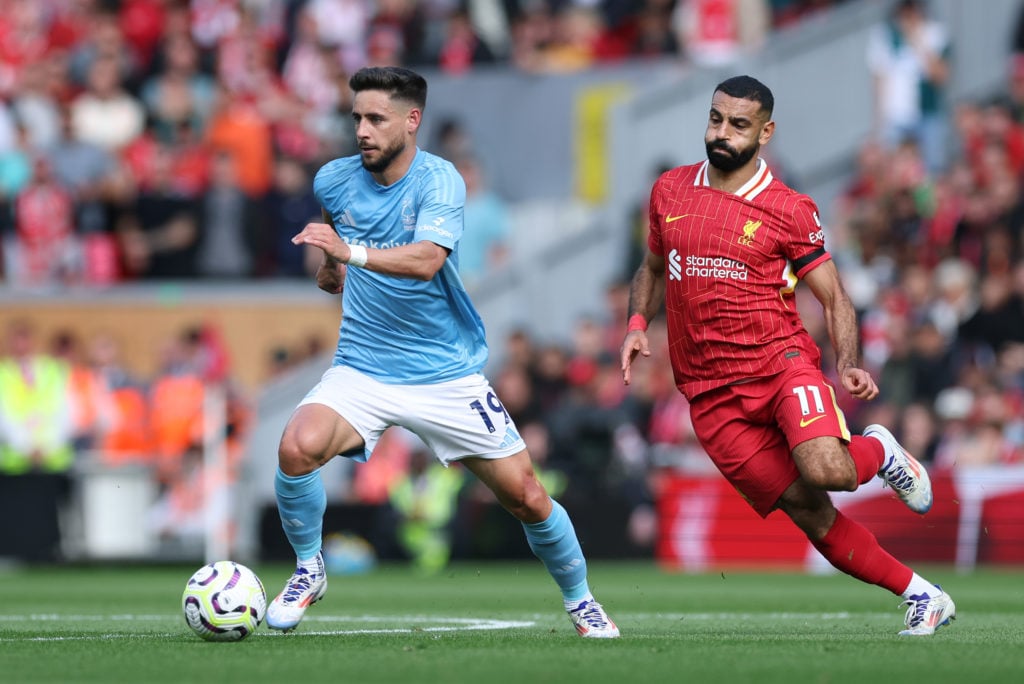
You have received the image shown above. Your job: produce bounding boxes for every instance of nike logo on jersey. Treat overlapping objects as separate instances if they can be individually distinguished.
[665,214,689,223]
[799,415,825,428]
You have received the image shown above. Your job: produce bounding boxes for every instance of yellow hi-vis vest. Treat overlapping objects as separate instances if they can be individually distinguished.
[0,357,74,474]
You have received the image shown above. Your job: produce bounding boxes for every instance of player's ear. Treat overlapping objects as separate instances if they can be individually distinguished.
[759,119,775,146]
[407,107,422,135]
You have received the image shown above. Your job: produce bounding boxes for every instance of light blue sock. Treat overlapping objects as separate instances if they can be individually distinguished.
[522,499,590,602]
[275,468,326,561]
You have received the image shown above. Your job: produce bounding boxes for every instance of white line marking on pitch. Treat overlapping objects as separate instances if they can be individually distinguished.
[0,615,537,642]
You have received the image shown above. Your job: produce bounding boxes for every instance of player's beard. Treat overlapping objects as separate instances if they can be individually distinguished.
[361,139,406,174]
[705,139,758,173]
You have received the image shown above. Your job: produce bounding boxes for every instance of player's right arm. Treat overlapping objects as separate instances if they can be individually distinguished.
[311,207,346,294]
[621,249,666,385]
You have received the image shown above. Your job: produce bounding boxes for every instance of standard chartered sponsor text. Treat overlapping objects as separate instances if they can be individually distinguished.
[685,255,749,280]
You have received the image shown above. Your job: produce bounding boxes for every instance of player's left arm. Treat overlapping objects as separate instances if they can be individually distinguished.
[785,198,877,401]
[803,261,878,401]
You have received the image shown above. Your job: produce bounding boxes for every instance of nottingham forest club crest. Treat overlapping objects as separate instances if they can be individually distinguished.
[401,198,416,231]
[738,219,762,246]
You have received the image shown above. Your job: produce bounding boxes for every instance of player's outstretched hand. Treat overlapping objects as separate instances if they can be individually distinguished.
[620,331,650,385]
[292,222,351,262]
[841,366,878,401]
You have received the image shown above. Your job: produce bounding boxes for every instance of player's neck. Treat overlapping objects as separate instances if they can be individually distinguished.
[706,158,762,194]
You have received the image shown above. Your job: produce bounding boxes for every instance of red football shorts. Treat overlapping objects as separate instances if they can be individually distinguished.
[688,365,852,517]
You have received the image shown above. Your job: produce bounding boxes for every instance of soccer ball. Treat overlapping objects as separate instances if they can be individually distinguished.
[182,561,266,642]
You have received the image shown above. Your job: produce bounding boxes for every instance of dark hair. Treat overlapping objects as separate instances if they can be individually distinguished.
[349,66,427,110]
[714,75,774,117]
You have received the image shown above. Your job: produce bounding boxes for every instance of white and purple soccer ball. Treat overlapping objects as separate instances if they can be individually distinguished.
[182,561,266,642]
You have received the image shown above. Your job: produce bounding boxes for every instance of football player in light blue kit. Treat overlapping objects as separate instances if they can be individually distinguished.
[266,66,619,638]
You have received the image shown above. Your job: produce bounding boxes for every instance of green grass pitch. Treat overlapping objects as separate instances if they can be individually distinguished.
[0,561,1021,683]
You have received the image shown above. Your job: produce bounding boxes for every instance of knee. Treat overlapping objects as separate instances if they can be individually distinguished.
[801,460,857,492]
[278,428,330,476]
[504,476,551,523]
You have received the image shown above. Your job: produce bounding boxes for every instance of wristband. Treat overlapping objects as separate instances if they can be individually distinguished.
[347,244,368,268]
[627,314,648,332]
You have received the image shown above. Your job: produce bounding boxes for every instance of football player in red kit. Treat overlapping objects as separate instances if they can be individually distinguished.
[621,75,954,636]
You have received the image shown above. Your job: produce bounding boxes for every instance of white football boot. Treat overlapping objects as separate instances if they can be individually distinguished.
[899,588,956,636]
[266,552,327,632]
[567,598,620,638]
[864,424,933,514]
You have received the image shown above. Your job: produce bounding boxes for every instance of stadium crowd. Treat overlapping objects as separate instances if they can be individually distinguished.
[2,0,1023,563]
[0,0,848,285]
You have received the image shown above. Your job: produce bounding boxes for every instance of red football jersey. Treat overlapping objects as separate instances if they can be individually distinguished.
[648,159,832,399]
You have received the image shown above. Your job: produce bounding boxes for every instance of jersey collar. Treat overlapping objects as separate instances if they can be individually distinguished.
[695,158,774,200]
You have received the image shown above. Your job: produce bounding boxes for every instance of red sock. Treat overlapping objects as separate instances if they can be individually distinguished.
[848,435,885,485]
[810,511,912,595]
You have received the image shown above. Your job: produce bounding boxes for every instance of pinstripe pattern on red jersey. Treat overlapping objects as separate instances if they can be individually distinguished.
[649,159,829,400]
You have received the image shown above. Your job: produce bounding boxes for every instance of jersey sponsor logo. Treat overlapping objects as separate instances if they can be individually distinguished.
[668,249,683,280]
[808,229,824,244]
[799,415,825,428]
[683,254,749,280]
[737,219,762,246]
[419,224,455,240]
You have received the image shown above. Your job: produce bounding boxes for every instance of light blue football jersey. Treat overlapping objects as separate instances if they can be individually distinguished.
[314,148,488,383]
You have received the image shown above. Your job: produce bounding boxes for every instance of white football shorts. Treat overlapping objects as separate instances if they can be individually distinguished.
[297,364,526,465]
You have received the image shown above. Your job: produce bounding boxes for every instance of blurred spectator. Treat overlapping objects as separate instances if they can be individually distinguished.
[118,0,169,72]
[190,0,242,51]
[148,332,205,484]
[897,401,940,464]
[432,7,498,75]
[349,427,411,505]
[9,55,66,152]
[117,141,200,279]
[366,0,427,66]
[195,150,260,278]
[303,0,370,74]
[8,155,79,287]
[50,329,114,454]
[146,446,221,548]
[89,332,153,465]
[205,85,274,198]
[0,123,33,211]
[625,0,679,59]
[532,4,613,73]
[455,154,510,288]
[45,104,127,239]
[68,6,140,89]
[388,435,465,573]
[279,5,354,160]
[70,54,146,153]
[508,0,556,72]
[261,156,321,278]
[959,272,1024,357]
[140,33,217,143]
[0,0,74,98]
[0,320,74,474]
[672,0,771,68]
[431,116,474,160]
[866,0,951,174]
